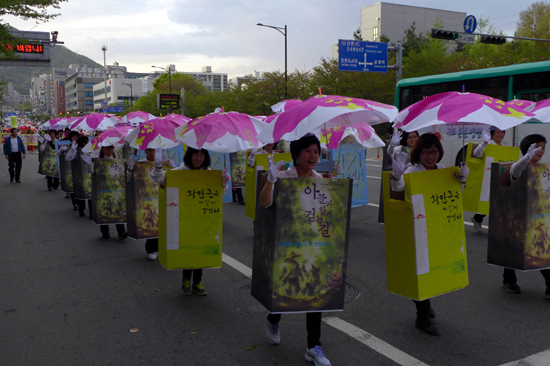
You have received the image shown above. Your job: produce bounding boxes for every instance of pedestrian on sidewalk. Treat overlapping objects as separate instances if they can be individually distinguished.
[3,128,25,183]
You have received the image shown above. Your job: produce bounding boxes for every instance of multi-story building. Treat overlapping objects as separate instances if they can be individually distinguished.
[185,66,228,91]
[30,73,52,116]
[360,2,466,43]
[51,68,73,116]
[92,76,154,110]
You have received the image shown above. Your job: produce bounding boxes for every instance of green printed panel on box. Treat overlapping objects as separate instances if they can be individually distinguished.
[126,161,159,239]
[91,159,127,224]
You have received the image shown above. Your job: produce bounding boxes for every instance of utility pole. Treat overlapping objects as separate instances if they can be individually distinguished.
[102,44,107,112]
[181,87,185,116]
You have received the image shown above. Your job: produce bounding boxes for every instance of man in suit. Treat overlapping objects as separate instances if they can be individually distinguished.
[3,128,26,183]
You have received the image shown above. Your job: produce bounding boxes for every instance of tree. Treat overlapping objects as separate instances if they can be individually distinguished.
[353,27,362,41]
[516,1,550,39]
[400,21,429,58]
[0,1,67,59]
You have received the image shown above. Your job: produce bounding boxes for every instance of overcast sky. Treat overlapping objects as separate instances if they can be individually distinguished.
[4,0,530,78]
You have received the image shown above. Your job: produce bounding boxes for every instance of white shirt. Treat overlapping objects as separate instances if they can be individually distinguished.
[10,136,19,153]
[277,166,323,179]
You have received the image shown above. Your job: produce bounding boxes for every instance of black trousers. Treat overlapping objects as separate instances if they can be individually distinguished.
[145,238,158,254]
[503,268,550,287]
[232,188,244,202]
[77,199,92,217]
[47,176,59,189]
[267,312,322,348]
[100,224,126,236]
[413,299,432,318]
[473,214,486,223]
[8,152,22,180]
[182,269,203,284]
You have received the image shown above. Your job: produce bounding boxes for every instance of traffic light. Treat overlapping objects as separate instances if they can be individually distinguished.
[480,35,506,45]
[431,29,458,40]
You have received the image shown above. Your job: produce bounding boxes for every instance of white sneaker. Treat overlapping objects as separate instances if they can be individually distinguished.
[471,217,482,233]
[266,322,280,345]
[305,346,331,366]
[147,252,158,260]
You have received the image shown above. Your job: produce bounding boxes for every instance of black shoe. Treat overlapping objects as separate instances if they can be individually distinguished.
[74,205,78,211]
[53,186,58,190]
[16,180,21,183]
[239,200,245,205]
[118,232,128,241]
[502,281,521,293]
[48,187,52,191]
[428,304,436,319]
[415,317,440,336]
[9,178,13,183]
[102,233,110,239]
[79,211,85,217]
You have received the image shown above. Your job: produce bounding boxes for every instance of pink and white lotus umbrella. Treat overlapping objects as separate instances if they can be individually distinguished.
[82,125,134,153]
[176,111,267,153]
[122,111,156,127]
[70,113,122,131]
[257,94,398,143]
[522,99,550,122]
[321,122,384,149]
[125,115,188,150]
[271,99,303,113]
[52,117,80,131]
[394,92,536,132]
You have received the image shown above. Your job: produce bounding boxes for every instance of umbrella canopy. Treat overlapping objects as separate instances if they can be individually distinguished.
[122,111,156,127]
[321,123,384,149]
[257,94,398,143]
[176,111,267,153]
[83,125,134,153]
[523,99,550,122]
[394,92,536,132]
[271,99,303,113]
[69,113,122,131]
[125,115,188,150]
[52,117,80,131]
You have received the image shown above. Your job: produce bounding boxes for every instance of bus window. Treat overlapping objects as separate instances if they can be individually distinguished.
[514,71,550,101]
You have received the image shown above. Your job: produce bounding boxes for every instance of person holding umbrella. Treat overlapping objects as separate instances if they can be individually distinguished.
[259,133,331,366]
[150,147,230,295]
[390,133,469,336]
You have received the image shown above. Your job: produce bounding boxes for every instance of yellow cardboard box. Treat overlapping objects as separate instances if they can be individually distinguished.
[383,167,469,300]
[158,170,223,270]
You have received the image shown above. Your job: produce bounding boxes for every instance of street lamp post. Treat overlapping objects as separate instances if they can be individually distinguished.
[122,82,133,107]
[151,65,172,94]
[102,44,107,113]
[257,23,287,99]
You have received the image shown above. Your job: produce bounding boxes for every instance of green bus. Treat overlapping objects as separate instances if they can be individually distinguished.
[394,60,550,166]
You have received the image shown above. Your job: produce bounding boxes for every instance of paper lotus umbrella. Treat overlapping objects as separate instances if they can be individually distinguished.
[175,111,267,153]
[271,99,303,113]
[521,99,550,122]
[52,117,80,131]
[257,94,398,143]
[82,125,134,153]
[69,113,122,132]
[122,111,156,127]
[320,122,385,149]
[125,115,189,150]
[393,92,536,132]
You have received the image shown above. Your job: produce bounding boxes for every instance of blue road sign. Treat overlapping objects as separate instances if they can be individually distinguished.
[464,15,477,34]
[338,39,388,73]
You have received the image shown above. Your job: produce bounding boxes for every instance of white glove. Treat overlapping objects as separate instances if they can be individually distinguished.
[510,143,542,179]
[39,143,46,152]
[267,155,285,183]
[483,129,491,144]
[222,167,230,182]
[71,141,77,150]
[458,163,469,183]
[127,155,138,170]
[333,164,343,176]
[391,151,410,180]
[44,134,51,142]
[59,146,68,152]
[154,148,164,168]
[81,155,92,165]
[390,130,403,147]
[34,133,44,143]
[165,159,176,168]
[247,148,257,167]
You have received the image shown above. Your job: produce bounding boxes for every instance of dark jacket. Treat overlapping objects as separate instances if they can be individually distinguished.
[3,136,26,156]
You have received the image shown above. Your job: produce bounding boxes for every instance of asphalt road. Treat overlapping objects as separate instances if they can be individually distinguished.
[1,151,549,366]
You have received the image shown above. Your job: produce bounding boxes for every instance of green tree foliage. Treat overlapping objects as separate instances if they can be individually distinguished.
[353,27,362,41]
[516,1,550,39]
[0,0,67,59]
[400,21,430,58]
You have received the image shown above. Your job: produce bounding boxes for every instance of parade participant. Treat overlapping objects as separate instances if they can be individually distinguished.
[500,134,550,298]
[87,145,128,240]
[259,133,331,366]
[3,128,25,183]
[390,133,469,336]
[41,130,60,191]
[58,131,80,199]
[388,129,419,164]
[242,143,280,205]
[150,147,230,295]
[66,136,91,218]
[126,148,175,260]
[470,127,505,232]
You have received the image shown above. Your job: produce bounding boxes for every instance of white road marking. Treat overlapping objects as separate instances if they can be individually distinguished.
[499,349,550,366]
[367,164,382,168]
[323,317,429,366]
[367,176,381,179]
[222,252,429,365]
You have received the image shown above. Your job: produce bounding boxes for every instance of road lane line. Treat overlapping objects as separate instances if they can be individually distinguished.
[367,164,381,168]
[367,176,381,179]
[499,349,550,366]
[323,317,429,366]
[221,253,427,365]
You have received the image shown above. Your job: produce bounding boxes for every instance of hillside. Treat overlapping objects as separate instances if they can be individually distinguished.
[0,45,102,93]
